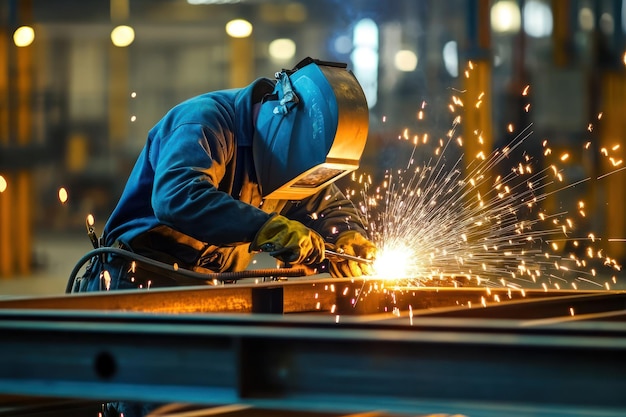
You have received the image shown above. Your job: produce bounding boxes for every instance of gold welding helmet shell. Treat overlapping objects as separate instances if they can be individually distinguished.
[252,57,369,200]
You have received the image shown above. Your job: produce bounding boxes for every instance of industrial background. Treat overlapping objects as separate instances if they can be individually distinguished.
[0,0,625,289]
[2,1,626,416]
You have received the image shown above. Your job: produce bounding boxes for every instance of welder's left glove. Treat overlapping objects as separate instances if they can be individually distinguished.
[250,214,325,266]
[327,231,377,278]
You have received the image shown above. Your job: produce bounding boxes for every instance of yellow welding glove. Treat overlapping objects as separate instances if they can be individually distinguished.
[250,214,325,265]
[328,230,377,278]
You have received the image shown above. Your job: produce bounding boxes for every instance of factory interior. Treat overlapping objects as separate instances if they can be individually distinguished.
[2,0,626,416]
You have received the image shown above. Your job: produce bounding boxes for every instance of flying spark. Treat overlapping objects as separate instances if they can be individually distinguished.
[58,187,68,204]
[352,102,622,290]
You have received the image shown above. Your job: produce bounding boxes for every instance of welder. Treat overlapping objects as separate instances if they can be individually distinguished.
[75,57,377,295]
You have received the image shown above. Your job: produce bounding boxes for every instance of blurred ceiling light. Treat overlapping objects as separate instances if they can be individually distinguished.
[443,40,459,77]
[334,35,352,54]
[188,0,240,3]
[13,26,35,47]
[600,12,615,35]
[351,18,379,108]
[269,38,296,60]
[353,18,378,49]
[491,0,521,34]
[0,175,6,193]
[579,7,595,31]
[226,19,253,38]
[523,0,553,38]
[111,25,135,47]
[394,50,418,72]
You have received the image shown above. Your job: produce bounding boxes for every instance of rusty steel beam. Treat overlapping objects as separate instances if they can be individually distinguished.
[0,277,600,315]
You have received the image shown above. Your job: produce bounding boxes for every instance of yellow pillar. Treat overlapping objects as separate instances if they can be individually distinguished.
[0,25,12,276]
[14,21,33,275]
[109,0,130,148]
[462,0,493,201]
[229,36,254,88]
[552,0,571,68]
[0,0,34,277]
[0,178,13,277]
[600,71,626,260]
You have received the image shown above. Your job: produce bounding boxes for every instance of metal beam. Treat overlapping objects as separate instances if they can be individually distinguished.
[1,310,626,417]
[0,277,601,315]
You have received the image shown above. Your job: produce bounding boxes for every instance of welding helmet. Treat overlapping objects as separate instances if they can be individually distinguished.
[253,57,369,200]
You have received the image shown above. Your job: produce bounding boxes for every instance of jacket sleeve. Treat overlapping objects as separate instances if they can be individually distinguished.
[149,122,270,246]
[283,182,368,244]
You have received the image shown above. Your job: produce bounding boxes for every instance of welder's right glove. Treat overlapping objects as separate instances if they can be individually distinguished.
[249,214,325,265]
[327,231,377,278]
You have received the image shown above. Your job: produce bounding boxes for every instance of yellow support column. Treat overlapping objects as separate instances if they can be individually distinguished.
[109,0,130,148]
[14,20,34,275]
[0,178,13,277]
[0,0,34,277]
[600,71,626,260]
[462,0,493,201]
[552,0,571,68]
[0,25,12,276]
[229,36,254,88]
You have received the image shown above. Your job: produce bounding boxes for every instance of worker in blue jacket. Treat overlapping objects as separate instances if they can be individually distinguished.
[75,57,376,294]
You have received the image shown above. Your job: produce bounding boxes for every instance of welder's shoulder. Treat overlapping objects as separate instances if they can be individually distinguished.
[154,90,238,135]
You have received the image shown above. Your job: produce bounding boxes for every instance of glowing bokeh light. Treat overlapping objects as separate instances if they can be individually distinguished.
[394,50,418,72]
[0,175,6,193]
[600,12,615,35]
[111,25,135,47]
[13,26,35,47]
[225,19,252,38]
[523,0,553,38]
[491,0,521,34]
[268,38,296,61]
[58,187,68,204]
[579,7,594,31]
[334,35,352,54]
[351,18,379,108]
[443,41,459,77]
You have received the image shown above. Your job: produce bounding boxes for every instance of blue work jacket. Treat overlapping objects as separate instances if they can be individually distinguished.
[102,78,367,273]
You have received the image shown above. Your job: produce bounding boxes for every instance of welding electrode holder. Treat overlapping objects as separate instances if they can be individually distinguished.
[85,217,99,250]
[325,249,374,265]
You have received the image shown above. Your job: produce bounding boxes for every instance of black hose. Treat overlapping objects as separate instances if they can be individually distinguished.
[65,247,309,294]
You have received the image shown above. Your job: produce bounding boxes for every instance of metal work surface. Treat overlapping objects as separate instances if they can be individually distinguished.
[1,280,626,416]
[0,308,626,416]
[0,276,605,315]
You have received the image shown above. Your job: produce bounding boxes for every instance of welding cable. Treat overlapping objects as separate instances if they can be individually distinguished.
[64,247,312,294]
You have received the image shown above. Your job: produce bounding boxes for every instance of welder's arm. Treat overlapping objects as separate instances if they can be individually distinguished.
[151,123,269,245]
[285,183,368,240]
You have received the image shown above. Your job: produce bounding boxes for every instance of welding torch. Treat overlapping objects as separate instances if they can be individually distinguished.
[325,249,374,265]
[258,242,374,267]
